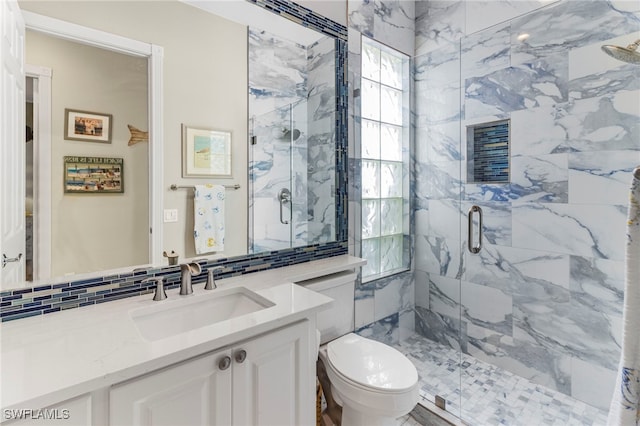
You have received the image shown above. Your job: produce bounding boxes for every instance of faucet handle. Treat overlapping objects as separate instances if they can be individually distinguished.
[142,277,167,301]
[205,267,223,290]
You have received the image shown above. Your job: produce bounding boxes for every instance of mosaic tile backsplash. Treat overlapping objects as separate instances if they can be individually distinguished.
[1,0,348,323]
[1,242,347,323]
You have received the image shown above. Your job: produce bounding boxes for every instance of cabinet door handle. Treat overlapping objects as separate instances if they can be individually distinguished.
[218,356,231,370]
[234,350,247,363]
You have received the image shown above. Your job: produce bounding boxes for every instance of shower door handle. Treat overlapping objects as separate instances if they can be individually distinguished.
[278,188,291,225]
[468,205,483,254]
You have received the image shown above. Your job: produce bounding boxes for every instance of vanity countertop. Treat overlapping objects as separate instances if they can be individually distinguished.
[0,255,365,411]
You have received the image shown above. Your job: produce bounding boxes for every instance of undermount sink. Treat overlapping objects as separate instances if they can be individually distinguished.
[131,286,275,341]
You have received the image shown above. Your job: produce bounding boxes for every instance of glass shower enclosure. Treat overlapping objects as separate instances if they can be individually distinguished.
[411,0,638,424]
[249,102,308,253]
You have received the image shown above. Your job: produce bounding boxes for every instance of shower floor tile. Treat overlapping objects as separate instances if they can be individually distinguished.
[392,333,609,426]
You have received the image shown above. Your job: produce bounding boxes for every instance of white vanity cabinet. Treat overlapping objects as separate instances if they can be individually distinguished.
[109,320,313,426]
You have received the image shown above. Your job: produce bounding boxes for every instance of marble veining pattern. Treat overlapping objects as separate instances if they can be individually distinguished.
[464,54,569,120]
[393,333,609,425]
[510,1,640,66]
[415,0,464,57]
[411,0,639,414]
[249,29,338,252]
[348,0,415,56]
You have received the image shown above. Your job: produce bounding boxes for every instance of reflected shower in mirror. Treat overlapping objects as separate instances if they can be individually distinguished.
[248,26,336,253]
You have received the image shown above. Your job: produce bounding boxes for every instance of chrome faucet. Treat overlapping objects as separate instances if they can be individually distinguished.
[179,262,202,295]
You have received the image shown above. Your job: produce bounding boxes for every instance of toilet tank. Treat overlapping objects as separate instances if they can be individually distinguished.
[295,270,356,345]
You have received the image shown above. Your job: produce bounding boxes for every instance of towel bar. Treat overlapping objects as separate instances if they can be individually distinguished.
[170,184,240,191]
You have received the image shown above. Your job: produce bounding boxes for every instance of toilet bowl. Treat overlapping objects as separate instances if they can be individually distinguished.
[318,333,419,426]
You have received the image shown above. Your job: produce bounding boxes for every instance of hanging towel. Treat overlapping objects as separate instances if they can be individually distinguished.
[608,169,640,425]
[193,184,225,254]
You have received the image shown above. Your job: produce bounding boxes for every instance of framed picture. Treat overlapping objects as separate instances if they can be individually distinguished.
[63,156,123,193]
[64,109,112,143]
[182,124,232,178]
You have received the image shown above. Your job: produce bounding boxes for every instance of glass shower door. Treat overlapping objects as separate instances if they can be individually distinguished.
[249,102,306,253]
[412,35,465,420]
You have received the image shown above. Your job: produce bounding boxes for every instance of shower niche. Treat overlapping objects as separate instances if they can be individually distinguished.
[466,119,510,184]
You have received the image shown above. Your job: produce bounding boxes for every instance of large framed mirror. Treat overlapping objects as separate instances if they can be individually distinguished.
[2,0,347,292]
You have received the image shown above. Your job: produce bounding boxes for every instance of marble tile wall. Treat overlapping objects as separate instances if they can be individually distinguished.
[347,0,416,344]
[413,0,640,414]
[248,29,338,251]
[249,28,307,252]
[306,37,337,244]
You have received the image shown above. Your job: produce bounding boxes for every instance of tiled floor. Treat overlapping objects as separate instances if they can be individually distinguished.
[392,333,610,426]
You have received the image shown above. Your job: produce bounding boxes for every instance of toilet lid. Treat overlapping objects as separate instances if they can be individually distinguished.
[326,333,418,391]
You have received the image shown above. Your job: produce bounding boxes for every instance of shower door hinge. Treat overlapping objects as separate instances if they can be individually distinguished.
[435,395,446,411]
[251,136,257,145]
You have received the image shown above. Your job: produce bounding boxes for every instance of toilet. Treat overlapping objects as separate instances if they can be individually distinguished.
[299,270,419,426]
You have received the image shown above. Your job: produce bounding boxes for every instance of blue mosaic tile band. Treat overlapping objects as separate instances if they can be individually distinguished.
[1,241,347,322]
[336,38,348,243]
[0,0,349,323]
[246,0,347,40]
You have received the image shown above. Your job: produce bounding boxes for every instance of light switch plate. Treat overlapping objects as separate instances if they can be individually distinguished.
[163,209,178,223]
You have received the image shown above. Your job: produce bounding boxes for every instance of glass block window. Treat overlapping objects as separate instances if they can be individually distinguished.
[360,37,410,282]
[467,120,510,183]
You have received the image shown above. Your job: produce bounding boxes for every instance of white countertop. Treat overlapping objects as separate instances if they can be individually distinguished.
[0,255,364,411]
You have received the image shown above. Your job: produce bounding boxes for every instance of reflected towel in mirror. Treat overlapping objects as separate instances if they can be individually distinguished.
[194,184,225,254]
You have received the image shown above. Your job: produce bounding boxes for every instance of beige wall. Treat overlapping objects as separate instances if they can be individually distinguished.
[21,1,249,270]
[26,31,149,276]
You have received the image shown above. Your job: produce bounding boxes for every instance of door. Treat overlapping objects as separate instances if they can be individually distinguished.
[0,0,26,284]
[232,321,313,426]
[109,350,233,425]
[249,102,302,253]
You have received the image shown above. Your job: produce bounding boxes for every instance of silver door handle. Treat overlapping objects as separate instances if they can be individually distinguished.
[2,253,22,268]
[278,188,291,225]
[468,206,483,254]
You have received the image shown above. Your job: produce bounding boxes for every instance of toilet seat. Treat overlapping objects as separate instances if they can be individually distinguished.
[325,333,418,392]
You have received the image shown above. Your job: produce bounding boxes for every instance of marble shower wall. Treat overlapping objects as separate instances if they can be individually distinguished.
[306,37,336,245]
[414,0,640,411]
[248,29,337,251]
[249,28,307,252]
[347,0,416,346]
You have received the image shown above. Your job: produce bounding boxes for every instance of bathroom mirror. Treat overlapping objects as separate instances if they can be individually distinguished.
[3,0,344,291]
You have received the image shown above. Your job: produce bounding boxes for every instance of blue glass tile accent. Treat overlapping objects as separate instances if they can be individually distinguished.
[469,120,510,183]
[1,310,42,322]
[0,305,48,318]
[33,285,52,292]
[1,294,22,302]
